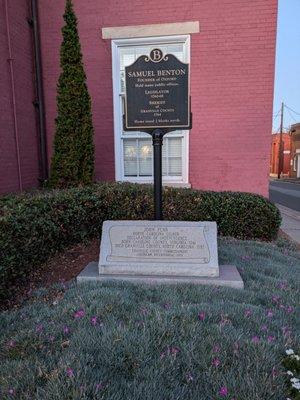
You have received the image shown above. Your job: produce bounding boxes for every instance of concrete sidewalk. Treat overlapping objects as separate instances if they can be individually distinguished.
[276,204,300,246]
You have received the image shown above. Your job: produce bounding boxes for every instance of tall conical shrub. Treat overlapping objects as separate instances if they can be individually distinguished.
[49,0,94,188]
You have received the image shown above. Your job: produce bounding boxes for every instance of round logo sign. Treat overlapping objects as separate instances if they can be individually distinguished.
[149,48,163,62]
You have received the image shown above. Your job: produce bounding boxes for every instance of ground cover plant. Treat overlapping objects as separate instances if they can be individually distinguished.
[0,182,281,301]
[1,238,299,399]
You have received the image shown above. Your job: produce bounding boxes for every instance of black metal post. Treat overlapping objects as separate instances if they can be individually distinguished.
[152,129,164,220]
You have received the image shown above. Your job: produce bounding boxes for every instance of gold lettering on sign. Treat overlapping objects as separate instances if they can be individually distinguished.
[152,49,162,61]
[127,69,186,78]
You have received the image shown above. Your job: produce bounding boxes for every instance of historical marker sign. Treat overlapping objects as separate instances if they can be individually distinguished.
[124,48,190,131]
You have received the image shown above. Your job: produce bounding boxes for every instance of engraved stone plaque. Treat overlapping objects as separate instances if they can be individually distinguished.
[99,221,219,277]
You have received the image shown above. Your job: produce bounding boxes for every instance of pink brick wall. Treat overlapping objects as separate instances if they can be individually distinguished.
[38,0,277,197]
[0,0,40,194]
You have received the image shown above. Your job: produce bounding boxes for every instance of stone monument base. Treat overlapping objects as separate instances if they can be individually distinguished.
[77,262,244,289]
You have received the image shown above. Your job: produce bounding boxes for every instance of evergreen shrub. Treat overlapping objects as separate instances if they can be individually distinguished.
[0,182,281,299]
[49,0,94,188]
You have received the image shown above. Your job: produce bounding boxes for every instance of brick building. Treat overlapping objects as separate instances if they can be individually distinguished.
[0,0,40,194]
[270,133,291,177]
[0,0,278,196]
[290,123,300,178]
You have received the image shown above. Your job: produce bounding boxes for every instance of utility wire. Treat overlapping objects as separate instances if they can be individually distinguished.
[286,108,297,123]
[285,104,300,116]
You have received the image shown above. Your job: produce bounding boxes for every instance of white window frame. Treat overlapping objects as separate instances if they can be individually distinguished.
[293,156,297,172]
[111,35,190,186]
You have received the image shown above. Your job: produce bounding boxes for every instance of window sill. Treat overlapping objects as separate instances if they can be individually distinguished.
[118,179,191,189]
[163,182,191,188]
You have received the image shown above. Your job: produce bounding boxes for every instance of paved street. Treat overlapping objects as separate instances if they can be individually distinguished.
[269,180,300,212]
[276,204,300,246]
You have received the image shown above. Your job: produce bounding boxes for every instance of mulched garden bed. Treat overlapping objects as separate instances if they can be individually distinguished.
[1,239,99,311]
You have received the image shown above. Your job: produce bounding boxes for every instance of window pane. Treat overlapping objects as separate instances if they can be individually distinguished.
[120,49,135,92]
[135,47,150,59]
[162,157,167,176]
[120,52,135,70]
[123,137,182,177]
[124,139,138,176]
[169,157,182,175]
[139,139,152,176]
[168,137,182,157]
[164,138,182,176]
[162,141,167,175]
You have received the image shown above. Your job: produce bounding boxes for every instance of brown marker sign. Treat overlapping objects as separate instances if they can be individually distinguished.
[124,48,191,131]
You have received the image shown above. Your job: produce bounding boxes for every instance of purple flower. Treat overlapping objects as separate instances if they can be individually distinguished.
[277,281,288,290]
[212,357,221,367]
[63,326,70,334]
[267,309,274,318]
[35,324,43,333]
[66,368,74,378]
[118,320,125,329]
[272,296,280,304]
[59,279,67,289]
[267,335,275,343]
[282,326,291,338]
[286,306,294,314]
[140,307,149,316]
[251,336,260,344]
[261,325,268,332]
[213,344,221,353]
[162,302,171,310]
[160,346,180,359]
[233,342,239,355]
[7,340,16,348]
[90,316,97,326]
[186,372,194,382]
[198,312,206,321]
[95,383,104,392]
[170,346,180,356]
[8,388,15,395]
[244,309,252,317]
[241,255,251,261]
[74,309,85,319]
[219,314,231,327]
[48,336,55,342]
[219,386,228,397]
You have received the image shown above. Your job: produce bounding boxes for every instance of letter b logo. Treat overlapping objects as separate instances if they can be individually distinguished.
[150,48,163,62]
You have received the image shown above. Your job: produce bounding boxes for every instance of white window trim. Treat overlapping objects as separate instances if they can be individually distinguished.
[111,35,190,185]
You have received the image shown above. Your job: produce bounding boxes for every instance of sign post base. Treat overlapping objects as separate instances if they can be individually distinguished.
[152,129,164,220]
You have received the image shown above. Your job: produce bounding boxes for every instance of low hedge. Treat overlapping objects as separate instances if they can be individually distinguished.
[0,182,281,299]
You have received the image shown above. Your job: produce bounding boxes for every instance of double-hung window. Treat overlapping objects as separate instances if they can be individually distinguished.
[112,35,190,185]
